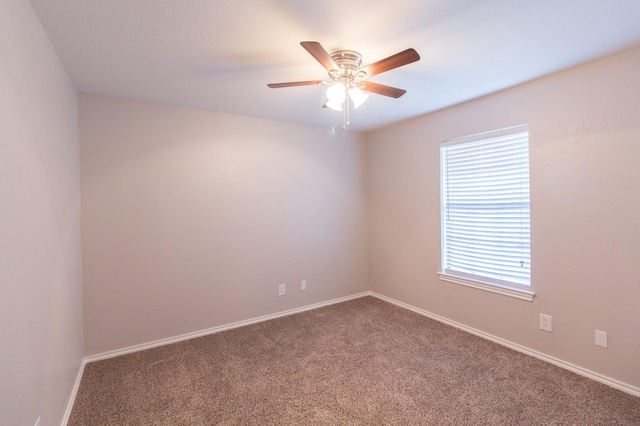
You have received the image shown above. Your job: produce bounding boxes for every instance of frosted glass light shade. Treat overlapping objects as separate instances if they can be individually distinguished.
[326,82,346,103]
[349,87,369,109]
[324,99,343,111]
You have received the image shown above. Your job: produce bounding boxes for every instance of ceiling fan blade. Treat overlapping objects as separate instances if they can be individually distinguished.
[361,48,420,77]
[268,80,324,88]
[361,82,407,98]
[300,41,338,72]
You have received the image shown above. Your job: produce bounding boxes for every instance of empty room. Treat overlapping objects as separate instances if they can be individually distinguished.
[2,0,640,424]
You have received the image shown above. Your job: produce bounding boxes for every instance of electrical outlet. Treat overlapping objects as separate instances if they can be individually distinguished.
[301,280,306,291]
[595,330,608,348]
[278,283,285,296]
[539,314,552,332]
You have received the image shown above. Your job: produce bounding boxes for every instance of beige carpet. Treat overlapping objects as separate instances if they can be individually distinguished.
[69,297,640,425]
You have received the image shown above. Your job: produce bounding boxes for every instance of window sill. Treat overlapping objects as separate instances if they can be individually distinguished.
[437,272,535,302]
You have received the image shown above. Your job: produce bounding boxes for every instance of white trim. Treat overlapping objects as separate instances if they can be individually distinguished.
[370,292,640,398]
[61,358,86,426]
[442,123,528,146]
[85,292,370,363]
[438,272,535,302]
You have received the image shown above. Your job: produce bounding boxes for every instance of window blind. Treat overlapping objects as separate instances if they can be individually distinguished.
[441,126,530,287]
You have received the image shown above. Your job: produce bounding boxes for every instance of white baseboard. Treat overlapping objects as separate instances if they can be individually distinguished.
[61,357,86,426]
[85,292,370,363]
[370,291,640,398]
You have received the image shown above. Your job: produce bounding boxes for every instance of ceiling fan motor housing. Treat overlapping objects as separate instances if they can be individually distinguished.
[329,50,366,85]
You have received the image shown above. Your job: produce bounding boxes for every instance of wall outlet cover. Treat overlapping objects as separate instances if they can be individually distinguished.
[595,330,608,348]
[539,314,552,332]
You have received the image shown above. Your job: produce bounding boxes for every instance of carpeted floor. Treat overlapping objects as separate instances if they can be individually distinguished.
[69,296,640,425]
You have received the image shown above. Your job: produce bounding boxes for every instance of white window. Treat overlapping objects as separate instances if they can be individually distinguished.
[439,125,534,301]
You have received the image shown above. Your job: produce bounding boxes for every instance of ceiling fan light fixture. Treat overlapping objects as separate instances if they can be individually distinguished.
[324,99,343,111]
[326,82,346,103]
[349,87,369,109]
[326,82,368,112]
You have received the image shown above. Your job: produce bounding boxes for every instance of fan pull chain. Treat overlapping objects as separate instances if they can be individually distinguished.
[343,93,350,130]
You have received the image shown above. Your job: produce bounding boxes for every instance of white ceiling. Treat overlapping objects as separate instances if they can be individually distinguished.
[29,0,640,132]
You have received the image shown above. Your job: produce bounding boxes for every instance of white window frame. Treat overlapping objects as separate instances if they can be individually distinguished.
[439,124,534,302]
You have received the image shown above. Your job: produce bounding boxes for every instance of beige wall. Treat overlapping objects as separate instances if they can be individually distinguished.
[80,94,369,355]
[367,46,640,388]
[0,1,83,425]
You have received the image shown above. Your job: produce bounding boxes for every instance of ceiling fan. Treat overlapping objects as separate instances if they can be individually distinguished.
[268,41,420,129]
